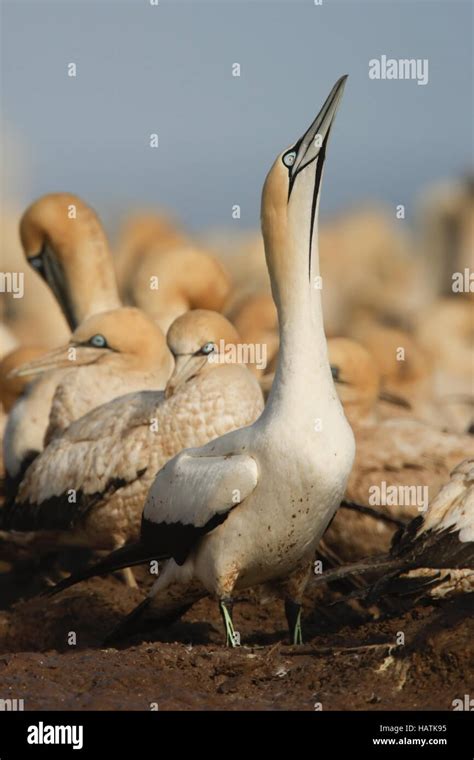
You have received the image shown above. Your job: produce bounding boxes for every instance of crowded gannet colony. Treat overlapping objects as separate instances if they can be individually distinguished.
[0,77,473,650]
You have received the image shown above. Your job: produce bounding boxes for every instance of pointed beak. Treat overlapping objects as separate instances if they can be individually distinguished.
[164,354,209,398]
[289,74,348,192]
[28,244,78,330]
[331,364,350,385]
[378,390,412,410]
[8,344,110,378]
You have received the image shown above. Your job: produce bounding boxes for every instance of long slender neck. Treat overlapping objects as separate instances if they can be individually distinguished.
[263,191,335,420]
[68,239,122,324]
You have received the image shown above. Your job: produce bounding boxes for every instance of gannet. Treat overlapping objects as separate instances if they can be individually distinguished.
[5,308,173,468]
[315,459,474,600]
[260,337,410,416]
[20,193,121,329]
[116,213,231,333]
[48,76,356,646]
[2,193,126,484]
[4,311,262,565]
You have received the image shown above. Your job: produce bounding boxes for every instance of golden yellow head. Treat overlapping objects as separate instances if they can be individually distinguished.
[165,309,241,397]
[19,193,119,329]
[261,76,348,294]
[10,307,172,379]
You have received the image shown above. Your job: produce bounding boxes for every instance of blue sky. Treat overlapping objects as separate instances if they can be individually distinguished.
[1,0,472,231]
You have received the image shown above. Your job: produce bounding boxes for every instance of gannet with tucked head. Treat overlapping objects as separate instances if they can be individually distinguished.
[20,193,121,330]
[116,214,232,333]
[2,311,263,587]
[3,193,125,484]
[49,77,355,646]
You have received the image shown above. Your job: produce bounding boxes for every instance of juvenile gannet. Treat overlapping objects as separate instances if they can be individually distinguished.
[20,193,121,329]
[49,76,356,646]
[315,459,474,600]
[116,214,232,333]
[3,311,263,588]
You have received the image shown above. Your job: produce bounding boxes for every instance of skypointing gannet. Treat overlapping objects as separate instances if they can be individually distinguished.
[49,76,355,646]
[4,311,263,562]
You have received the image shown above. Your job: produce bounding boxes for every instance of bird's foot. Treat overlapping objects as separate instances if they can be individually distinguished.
[285,598,303,645]
[219,598,240,647]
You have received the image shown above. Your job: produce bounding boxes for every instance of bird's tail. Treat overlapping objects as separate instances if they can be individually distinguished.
[312,553,404,587]
[45,542,169,597]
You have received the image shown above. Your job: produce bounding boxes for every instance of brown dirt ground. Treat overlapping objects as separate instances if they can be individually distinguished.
[0,555,472,711]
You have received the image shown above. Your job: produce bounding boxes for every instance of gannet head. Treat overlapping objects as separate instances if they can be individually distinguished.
[328,338,381,423]
[19,193,119,330]
[9,307,173,380]
[165,309,240,397]
[261,76,347,288]
[329,337,411,424]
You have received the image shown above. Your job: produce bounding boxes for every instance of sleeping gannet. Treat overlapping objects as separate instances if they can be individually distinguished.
[49,76,356,646]
[4,311,262,561]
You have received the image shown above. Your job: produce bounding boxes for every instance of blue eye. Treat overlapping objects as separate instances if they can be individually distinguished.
[89,334,108,348]
[29,254,44,271]
[282,151,296,168]
[200,342,215,355]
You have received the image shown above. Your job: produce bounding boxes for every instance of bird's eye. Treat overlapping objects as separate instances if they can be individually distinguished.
[29,253,44,272]
[282,151,296,168]
[200,342,215,355]
[89,334,108,348]
[331,365,340,381]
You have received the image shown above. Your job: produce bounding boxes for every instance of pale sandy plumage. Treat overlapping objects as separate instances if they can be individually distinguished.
[0,346,47,414]
[0,324,18,360]
[1,201,69,348]
[318,207,431,335]
[4,308,172,483]
[116,213,232,332]
[4,311,263,555]
[229,293,279,377]
[49,76,355,647]
[19,193,121,329]
[416,297,474,433]
[3,193,129,480]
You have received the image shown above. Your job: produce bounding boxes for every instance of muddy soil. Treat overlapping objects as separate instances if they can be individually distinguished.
[0,559,472,711]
